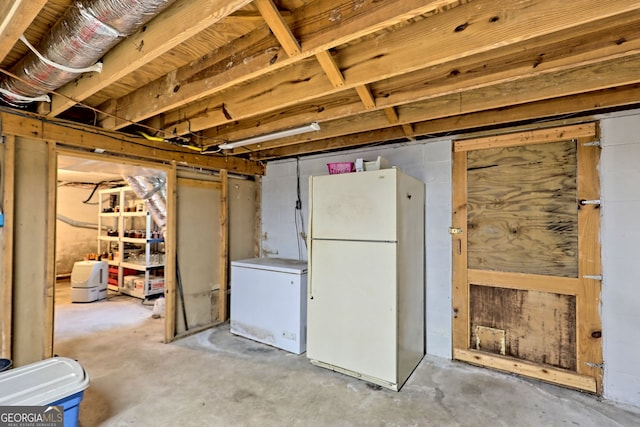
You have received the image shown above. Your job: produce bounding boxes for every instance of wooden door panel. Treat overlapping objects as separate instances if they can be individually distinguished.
[467,141,578,277]
[470,285,576,370]
[452,123,602,393]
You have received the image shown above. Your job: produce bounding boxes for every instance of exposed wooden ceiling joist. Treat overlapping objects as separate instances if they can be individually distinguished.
[46,0,254,117]
[2,0,640,169]
[102,0,463,131]
[0,0,48,64]
[163,0,640,138]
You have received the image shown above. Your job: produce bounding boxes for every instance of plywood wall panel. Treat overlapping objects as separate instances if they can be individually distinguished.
[470,285,577,370]
[467,141,578,277]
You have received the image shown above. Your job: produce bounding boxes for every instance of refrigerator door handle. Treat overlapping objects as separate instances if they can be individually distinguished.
[308,176,314,299]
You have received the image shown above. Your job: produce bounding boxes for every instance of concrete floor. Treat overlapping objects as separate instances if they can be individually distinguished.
[53,281,640,427]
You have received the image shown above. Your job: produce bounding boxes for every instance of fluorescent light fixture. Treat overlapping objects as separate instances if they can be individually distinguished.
[218,122,320,150]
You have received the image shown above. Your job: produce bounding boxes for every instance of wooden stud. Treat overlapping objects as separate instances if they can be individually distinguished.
[576,133,603,393]
[454,349,597,393]
[44,141,56,358]
[254,175,262,257]
[0,135,15,359]
[164,162,178,343]
[451,149,468,351]
[218,169,229,322]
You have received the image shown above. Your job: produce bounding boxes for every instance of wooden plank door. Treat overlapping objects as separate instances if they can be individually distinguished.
[452,123,603,393]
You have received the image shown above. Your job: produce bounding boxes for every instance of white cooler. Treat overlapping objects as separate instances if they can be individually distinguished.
[0,357,90,427]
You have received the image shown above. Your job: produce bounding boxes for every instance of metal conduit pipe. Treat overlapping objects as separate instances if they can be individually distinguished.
[0,0,176,106]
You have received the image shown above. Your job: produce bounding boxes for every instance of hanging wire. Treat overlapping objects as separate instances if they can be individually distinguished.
[294,157,307,260]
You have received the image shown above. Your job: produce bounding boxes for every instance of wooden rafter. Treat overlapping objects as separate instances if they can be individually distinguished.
[102,0,464,130]
[163,0,640,137]
[254,0,301,57]
[47,0,254,117]
[0,0,48,63]
[250,84,640,160]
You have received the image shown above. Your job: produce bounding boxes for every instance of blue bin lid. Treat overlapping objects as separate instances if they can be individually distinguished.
[0,357,89,405]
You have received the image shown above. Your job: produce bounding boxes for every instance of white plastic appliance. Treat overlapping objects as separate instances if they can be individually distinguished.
[230,257,308,354]
[70,260,108,303]
[307,167,425,391]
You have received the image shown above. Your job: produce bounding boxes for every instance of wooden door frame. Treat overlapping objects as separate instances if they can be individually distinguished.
[166,171,228,342]
[451,123,603,393]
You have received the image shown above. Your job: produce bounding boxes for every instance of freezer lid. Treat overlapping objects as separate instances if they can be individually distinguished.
[230,257,308,274]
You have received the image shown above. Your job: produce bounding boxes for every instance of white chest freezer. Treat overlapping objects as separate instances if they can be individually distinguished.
[230,257,308,354]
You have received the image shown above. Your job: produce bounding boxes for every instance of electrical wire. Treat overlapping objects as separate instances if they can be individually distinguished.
[294,157,307,260]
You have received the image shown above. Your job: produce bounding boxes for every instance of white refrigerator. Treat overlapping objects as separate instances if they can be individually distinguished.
[307,167,425,391]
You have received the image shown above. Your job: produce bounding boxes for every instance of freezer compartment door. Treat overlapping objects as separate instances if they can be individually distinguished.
[307,239,397,383]
[309,169,398,241]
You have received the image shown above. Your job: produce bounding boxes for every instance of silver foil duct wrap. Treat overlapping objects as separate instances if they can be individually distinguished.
[125,176,167,234]
[0,0,175,105]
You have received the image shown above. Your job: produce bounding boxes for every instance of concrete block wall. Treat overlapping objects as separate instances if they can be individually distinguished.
[600,111,640,407]
[56,185,102,275]
[262,113,640,408]
[261,139,453,359]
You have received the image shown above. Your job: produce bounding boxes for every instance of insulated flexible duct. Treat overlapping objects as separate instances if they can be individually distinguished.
[0,0,176,106]
[125,176,167,233]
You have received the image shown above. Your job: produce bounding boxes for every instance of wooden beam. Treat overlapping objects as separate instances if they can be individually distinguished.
[0,135,15,359]
[218,169,229,322]
[107,0,464,129]
[0,0,48,63]
[207,11,640,147]
[0,111,264,176]
[384,107,399,124]
[48,0,254,117]
[164,0,640,135]
[454,349,597,393]
[316,50,346,88]
[355,85,376,109]
[237,46,640,155]
[401,123,416,141]
[253,85,640,159]
[454,123,597,152]
[254,0,301,57]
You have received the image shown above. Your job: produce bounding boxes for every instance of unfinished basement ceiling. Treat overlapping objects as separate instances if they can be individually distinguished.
[2,0,640,168]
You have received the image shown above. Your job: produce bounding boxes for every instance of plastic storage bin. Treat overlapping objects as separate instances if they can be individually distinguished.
[0,357,90,427]
[327,162,355,174]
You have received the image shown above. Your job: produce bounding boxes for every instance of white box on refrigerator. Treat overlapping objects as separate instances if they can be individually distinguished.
[230,257,308,354]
